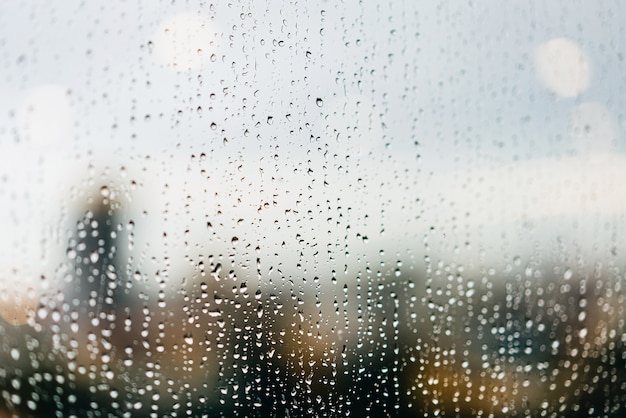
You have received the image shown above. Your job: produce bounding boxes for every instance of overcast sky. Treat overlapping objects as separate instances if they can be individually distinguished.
[1,1,625,303]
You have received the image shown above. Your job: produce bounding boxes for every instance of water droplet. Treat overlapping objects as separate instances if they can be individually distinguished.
[100,185,110,197]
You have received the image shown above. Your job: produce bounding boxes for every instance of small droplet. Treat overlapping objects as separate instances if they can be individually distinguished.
[100,185,110,198]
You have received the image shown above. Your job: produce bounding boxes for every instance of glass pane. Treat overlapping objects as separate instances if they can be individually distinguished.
[0,1,624,416]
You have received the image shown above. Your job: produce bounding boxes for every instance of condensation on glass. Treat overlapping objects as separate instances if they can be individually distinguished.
[0,1,624,417]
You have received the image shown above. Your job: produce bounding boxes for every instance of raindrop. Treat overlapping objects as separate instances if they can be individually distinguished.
[100,185,110,197]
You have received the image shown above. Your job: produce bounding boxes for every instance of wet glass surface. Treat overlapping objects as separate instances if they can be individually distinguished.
[0,1,625,416]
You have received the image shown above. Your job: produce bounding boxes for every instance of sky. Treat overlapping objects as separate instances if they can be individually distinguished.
[0,0,625,321]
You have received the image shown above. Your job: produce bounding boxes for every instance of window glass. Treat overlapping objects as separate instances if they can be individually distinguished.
[0,1,625,416]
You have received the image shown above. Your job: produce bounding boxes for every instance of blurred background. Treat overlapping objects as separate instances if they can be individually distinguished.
[0,1,625,416]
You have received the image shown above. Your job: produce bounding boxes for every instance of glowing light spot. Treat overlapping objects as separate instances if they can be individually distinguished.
[153,13,219,71]
[534,38,590,97]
